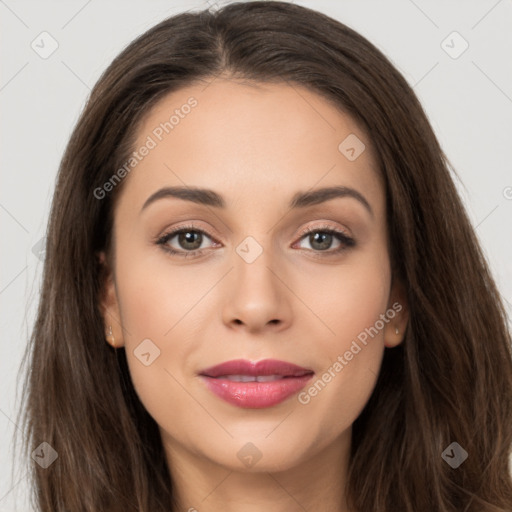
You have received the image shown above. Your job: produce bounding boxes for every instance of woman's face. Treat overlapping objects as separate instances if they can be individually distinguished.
[99,78,407,474]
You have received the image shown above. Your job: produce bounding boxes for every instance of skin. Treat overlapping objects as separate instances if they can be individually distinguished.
[99,77,409,512]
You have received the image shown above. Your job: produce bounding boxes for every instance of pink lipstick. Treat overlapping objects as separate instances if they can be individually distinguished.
[198,359,314,408]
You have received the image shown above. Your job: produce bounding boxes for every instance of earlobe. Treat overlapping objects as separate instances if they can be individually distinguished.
[383,278,409,348]
[384,322,407,348]
[96,250,124,348]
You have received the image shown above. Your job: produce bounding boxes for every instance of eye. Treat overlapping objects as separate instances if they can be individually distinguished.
[155,223,218,259]
[294,224,355,256]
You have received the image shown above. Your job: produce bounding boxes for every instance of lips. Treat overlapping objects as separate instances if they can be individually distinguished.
[200,358,313,378]
[199,359,314,408]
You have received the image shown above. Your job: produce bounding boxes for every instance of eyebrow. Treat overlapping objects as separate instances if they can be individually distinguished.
[140,185,373,217]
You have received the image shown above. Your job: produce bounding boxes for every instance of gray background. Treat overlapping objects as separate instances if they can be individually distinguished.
[1,0,511,509]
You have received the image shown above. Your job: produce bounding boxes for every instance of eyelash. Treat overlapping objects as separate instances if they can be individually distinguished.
[154,223,355,259]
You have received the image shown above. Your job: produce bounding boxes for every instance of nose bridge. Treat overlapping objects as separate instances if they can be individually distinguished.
[221,230,291,330]
[232,232,278,293]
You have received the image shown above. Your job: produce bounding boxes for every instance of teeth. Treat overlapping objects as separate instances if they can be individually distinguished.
[218,374,285,382]
[255,375,284,382]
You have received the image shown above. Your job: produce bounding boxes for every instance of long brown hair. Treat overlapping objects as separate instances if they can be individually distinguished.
[15,1,512,510]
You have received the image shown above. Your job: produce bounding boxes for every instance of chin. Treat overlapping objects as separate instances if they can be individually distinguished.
[202,436,312,474]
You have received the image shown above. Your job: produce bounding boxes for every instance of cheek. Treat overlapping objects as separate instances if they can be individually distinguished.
[114,245,217,416]
[116,240,212,339]
[304,249,391,351]
[295,250,391,423]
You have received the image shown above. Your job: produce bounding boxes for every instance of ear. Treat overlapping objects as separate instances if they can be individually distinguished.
[96,250,125,348]
[383,276,409,348]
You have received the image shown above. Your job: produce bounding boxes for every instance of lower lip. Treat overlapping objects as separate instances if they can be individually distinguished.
[199,374,314,408]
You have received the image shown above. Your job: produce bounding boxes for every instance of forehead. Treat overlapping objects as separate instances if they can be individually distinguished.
[117,78,384,217]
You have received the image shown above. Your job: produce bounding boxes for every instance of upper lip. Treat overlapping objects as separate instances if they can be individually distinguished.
[199,359,314,378]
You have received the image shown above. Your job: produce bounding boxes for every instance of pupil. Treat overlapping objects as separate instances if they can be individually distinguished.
[312,232,331,251]
[179,231,201,250]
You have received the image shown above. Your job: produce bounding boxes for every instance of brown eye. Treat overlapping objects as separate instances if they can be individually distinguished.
[294,226,355,256]
[306,231,336,251]
[156,225,218,258]
[173,230,204,251]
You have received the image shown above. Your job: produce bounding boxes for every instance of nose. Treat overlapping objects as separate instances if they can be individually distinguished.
[221,245,293,334]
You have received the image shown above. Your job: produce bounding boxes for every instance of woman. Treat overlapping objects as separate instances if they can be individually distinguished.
[16,1,512,511]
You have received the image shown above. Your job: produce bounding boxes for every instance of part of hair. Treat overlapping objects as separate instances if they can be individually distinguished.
[15,1,512,511]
